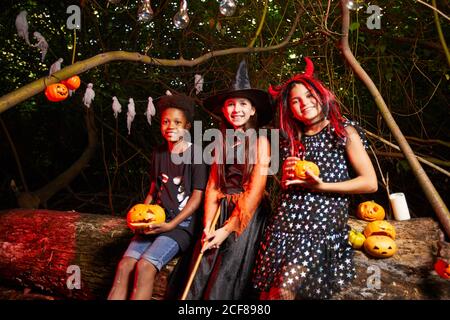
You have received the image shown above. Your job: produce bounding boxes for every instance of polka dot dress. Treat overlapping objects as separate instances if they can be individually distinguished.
[252,121,368,299]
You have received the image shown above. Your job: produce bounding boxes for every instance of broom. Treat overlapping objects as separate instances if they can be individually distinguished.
[180,204,222,300]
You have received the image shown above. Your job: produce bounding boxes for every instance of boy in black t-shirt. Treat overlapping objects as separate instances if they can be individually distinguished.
[108,94,208,300]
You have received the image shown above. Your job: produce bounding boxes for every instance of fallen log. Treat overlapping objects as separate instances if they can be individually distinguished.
[337,219,450,299]
[0,209,448,300]
[0,208,173,300]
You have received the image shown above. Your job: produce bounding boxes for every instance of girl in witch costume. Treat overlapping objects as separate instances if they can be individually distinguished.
[184,60,274,300]
[252,58,378,299]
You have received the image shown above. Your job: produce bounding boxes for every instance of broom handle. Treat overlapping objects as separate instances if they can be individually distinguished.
[180,204,222,300]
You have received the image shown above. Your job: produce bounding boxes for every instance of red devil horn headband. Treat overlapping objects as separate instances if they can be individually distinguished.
[303,57,314,77]
[268,57,315,99]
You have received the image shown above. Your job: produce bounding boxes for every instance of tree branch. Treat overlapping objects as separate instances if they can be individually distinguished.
[248,0,269,48]
[339,0,450,237]
[431,0,450,67]
[0,11,301,115]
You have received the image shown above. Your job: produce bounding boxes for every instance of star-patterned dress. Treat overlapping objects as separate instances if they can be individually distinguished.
[252,121,368,299]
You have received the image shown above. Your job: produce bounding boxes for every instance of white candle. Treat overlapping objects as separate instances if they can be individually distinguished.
[389,193,411,221]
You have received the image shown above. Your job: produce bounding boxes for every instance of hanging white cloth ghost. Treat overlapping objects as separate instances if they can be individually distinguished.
[32,31,49,62]
[144,96,156,125]
[194,74,204,94]
[127,98,136,135]
[49,58,63,76]
[15,10,30,45]
[112,96,122,119]
[82,83,95,108]
[165,90,172,96]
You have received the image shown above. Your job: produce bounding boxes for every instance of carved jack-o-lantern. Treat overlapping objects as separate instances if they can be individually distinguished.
[126,204,166,231]
[61,75,81,90]
[294,160,320,180]
[364,220,396,240]
[357,200,385,221]
[45,83,69,102]
[364,235,397,258]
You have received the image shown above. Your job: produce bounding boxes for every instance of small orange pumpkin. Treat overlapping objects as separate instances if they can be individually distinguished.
[357,200,385,221]
[364,235,397,258]
[126,204,166,230]
[45,83,69,102]
[294,160,320,180]
[61,75,81,90]
[364,220,396,240]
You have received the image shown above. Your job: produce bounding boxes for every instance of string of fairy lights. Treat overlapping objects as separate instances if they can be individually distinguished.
[108,0,237,29]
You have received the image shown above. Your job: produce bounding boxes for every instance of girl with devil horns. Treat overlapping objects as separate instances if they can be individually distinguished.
[252,57,378,299]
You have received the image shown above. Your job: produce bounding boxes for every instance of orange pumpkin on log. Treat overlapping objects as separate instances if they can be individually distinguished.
[364,220,396,240]
[357,200,385,221]
[364,235,397,258]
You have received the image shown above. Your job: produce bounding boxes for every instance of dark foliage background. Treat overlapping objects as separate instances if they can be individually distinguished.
[0,0,448,220]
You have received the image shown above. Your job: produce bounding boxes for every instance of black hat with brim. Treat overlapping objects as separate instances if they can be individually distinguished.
[203,60,274,127]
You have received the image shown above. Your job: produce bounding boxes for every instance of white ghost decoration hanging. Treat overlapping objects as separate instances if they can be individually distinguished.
[166,90,172,96]
[32,31,49,62]
[15,11,30,45]
[49,58,63,76]
[82,83,95,108]
[144,96,156,125]
[194,74,204,94]
[112,96,122,119]
[127,98,136,135]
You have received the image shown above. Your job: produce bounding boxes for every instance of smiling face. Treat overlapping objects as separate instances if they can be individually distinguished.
[289,83,324,125]
[222,97,256,130]
[160,108,191,143]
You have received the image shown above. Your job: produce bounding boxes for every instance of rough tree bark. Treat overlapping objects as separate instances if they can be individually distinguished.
[0,209,448,300]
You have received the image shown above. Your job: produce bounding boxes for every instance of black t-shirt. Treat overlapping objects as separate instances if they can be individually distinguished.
[149,143,208,252]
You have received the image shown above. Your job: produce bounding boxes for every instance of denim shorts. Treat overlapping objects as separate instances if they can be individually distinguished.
[123,235,180,271]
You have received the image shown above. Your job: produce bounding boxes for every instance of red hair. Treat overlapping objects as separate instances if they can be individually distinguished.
[269,58,347,157]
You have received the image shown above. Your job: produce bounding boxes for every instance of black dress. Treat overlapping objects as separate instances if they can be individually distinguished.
[252,121,368,299]
[184,144,269,300]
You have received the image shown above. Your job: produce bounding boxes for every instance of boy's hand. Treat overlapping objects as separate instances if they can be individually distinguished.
[141,222,175,235]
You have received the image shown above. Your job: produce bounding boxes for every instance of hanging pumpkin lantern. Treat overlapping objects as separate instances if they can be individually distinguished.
[357,200,385,221]
[45,83,69,102]
[348,229,366,249]
[364,220,396,240]
[294,160,320,180]
[61,75,81,90]
[126,204,166,231]
[364,235,397,258]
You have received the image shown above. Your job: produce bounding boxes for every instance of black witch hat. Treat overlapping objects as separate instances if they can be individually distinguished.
[203,60,274,126]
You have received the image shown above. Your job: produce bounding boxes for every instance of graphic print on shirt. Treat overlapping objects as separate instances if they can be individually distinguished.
[173,176,189,211]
